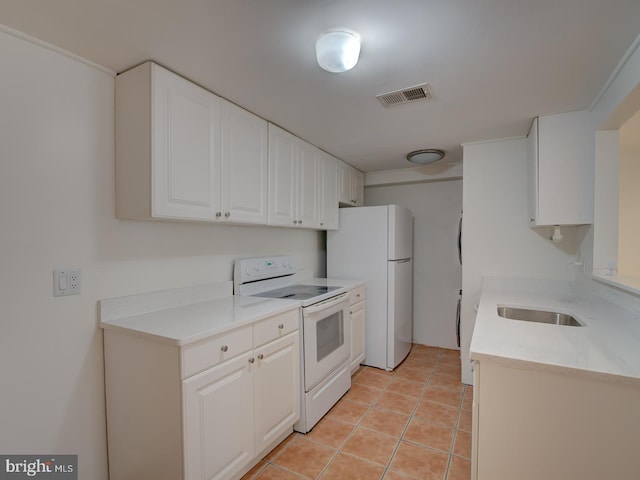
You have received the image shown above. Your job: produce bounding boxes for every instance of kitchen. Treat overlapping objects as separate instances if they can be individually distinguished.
[1,1,640,480]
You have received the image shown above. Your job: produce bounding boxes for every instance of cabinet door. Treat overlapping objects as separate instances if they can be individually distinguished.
[268,124,298,227]
[350,301,366,373]
[352,169,365,207]
[152,64,221,220]
[183,352,254,480]
[221,100,268,224]
[319,153,339,230]
[527,117,539,226]
[297,141,320,228]
[254,332,300,453]
[337,160,352,205]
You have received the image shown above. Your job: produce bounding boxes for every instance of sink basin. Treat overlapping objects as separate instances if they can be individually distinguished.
[497,306,583,326]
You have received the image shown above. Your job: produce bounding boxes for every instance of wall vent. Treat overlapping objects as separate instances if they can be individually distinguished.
[376,83,432,107]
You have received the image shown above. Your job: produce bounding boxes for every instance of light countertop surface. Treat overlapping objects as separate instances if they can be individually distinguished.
[470,278,640,385]
[99,282,299,346]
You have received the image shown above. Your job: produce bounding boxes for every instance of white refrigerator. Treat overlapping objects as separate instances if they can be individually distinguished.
[327,205,413,371]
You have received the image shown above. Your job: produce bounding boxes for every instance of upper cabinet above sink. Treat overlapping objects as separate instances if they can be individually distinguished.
[527,111,593,227]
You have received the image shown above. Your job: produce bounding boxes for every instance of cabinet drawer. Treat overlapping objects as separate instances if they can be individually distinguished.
[182,325,253,379]
[349,285,365,306]
[254,308,299,347]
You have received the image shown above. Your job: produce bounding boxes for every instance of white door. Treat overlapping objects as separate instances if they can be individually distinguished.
[254,332,300,453]
[297,141,319,228]
[152,64,221,220]
[388,205,414,260]
[303,295,351,390]
[268,124,297,227]
[350,300,366,373]
[388,259,413,369]
[319,153,339,230]
[221,100,268,224]
[183,352,254,480]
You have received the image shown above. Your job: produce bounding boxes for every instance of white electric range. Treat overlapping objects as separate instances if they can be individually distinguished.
[234,256,351,433]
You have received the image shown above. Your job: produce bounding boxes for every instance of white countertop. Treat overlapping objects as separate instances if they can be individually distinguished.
[99,282,299,346]
[470,278,640,385]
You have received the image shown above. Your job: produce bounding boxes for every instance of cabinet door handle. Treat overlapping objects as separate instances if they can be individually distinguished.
[278,324,284,330]
[248,357,255,364]
[293,220,298,224]
[350,310,353,314]
[320,222,324,227]
[356,294,360,298]
[215,212,222,218]
[225,212,231,218]
[257,354,264,360]
[220,345,228,352]
[299,220,303,225]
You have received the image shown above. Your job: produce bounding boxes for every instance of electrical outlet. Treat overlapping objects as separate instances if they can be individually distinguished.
[54,268,81,296]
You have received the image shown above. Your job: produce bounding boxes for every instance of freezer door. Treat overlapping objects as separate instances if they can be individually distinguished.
[387,259,412,369]
[388,205,413,260]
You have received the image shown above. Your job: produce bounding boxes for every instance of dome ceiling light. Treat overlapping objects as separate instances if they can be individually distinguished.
[315,31,360,73]
[406,149,446,165]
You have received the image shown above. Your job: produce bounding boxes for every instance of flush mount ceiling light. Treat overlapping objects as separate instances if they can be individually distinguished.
[406,149,446,165]
[316,31,360,73]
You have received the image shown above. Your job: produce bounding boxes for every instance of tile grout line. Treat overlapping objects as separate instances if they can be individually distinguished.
[247,346,468,480]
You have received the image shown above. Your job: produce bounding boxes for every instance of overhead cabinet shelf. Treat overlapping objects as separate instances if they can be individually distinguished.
[115,62,353,230]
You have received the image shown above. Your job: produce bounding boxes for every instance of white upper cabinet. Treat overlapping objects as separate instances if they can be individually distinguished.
[268,124,320,228]
[220,99,268,224]
[116,62,268,224]
[116,62,221,221]
[318,152,339,230]
[527,112,593,227]
[117,62,344,229]
[337,160,365,207]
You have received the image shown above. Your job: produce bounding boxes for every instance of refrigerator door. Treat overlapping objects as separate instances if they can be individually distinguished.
[388,258,413,369]
[388,205,413,260]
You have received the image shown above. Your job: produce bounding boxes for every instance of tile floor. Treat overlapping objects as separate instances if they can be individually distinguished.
[242,344,472,480]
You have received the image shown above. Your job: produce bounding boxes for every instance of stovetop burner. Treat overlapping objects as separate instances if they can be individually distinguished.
[252,284,340,301]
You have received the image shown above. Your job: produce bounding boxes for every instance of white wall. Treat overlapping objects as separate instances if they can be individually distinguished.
[460,138,586,384]
[0,30,324,479]
[365,180,462,349]
[617,116,640,277]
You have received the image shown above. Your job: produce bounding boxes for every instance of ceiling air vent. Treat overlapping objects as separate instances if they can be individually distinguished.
[376,83,432,107]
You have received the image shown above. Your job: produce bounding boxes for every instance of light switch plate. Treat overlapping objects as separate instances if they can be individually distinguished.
[54,268,81,296]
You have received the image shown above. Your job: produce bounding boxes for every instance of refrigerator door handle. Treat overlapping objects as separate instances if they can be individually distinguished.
[456,297,461,348]
[457,215,462,266]
[392,258,411,263]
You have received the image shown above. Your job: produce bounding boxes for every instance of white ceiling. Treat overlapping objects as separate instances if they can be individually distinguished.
[1,0,639,172]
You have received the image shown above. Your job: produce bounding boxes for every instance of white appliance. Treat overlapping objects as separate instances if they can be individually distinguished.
[234,256,351,433]
[327,205,413,371]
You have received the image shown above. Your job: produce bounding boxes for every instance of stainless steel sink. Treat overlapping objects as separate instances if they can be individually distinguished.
[497,306,583,326]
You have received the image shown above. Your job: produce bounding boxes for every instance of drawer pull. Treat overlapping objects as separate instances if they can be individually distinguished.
[248,357,255,364]
[357,294,361,298]
[257,354,264,360]
[220,345,229,352]
[278,324,284,330]
[350,311,353,314]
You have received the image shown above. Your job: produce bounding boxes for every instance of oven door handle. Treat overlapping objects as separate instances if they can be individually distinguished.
[304,292,349,314]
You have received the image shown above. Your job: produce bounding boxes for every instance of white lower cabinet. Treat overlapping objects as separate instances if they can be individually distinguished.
[183,351,255,480]
[472,359,640,480]
[349,285,366,373]
[103,309,300,480]
[254,333,300,451]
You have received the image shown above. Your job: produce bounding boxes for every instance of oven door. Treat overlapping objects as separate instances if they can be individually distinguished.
[302,293,351,391]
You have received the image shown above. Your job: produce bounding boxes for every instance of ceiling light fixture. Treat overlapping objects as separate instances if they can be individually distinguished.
[316,31,360,73]
[406,149,446,165]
